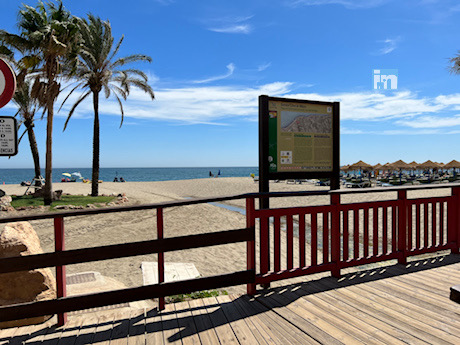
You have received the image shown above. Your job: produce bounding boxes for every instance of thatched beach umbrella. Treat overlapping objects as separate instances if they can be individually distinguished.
[391,160,412,170]
[408,161,418,169]
[416,160,440,170]
[349,160,373,171]
[444,160,460,169]
[340,165,351,171]
[373,163,383,170]
[382,162,395,171]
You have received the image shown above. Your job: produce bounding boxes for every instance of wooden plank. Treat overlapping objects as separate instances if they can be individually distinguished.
[160,303,182,344]
[8,321,51,345]
[216,294,262,344]
[319,280,454,345]
[347,284,460,343]
[376,276,460,315]
[373,207,378,256]
[56,315,83,345]
[201,297,239,344]
[188,298,220,344]
[144,308,164,344]
[232,295,320,345]
[260,216,269,274]
[172,301,201,345]
[268,291,367,345]
[432,202,437,247]
[127,309,147,345]
[228,295,274,345]
[0,228,253,274]
[306,283,432,345]
[391,206,397,252]
[73,313,101,345]
[313,279,439,345]
[109,310,134,345]
[382,207,388,254]
[287,285,404,345]
[359,280,460,329]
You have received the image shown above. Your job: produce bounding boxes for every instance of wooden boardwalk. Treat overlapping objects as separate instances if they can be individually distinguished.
[1,254,459,344]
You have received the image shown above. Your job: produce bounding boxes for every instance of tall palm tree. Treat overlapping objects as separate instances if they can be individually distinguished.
[13,81,42,186]
[0,0,80,204]
[63,14,154,196]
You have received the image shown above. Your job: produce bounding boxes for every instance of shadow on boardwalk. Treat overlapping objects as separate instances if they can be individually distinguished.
[3,253,460,345]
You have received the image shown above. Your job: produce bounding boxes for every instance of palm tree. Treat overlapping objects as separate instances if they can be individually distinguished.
[0,0,80,204]
[13,81,42,186]
[450,52,460,74]
[63,14,154,196]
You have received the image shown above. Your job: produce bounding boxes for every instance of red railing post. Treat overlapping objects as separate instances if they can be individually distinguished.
[246,197,256,295]
[331,193,341,277]
[157,208,165,310]
[54,217,67,326]
[397,190,408,264]
[450,187,460,254]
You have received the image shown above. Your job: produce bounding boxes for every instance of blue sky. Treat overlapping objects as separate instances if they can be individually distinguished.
[1,0,460,168]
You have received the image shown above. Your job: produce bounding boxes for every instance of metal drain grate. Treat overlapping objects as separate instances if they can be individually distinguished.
[67,272,97,285]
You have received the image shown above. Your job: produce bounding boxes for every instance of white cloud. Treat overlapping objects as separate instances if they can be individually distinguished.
[193,63,235,84]
[209,24,252,34]
[396,115,460,128]
[375,37,400,55]
[257,62,271,72]
[56,77,460,132]
[287,0,390,9]
[207,15,253,34]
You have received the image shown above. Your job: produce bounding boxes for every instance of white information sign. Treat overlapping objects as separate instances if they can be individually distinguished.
[0,116,18,156]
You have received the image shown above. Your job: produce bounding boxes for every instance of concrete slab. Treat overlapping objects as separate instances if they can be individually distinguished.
[141,262,201,285]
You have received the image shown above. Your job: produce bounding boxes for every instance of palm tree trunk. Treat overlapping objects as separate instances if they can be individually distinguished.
[91,91,100,197]
[44,100,53,205]
[25,120,41,186]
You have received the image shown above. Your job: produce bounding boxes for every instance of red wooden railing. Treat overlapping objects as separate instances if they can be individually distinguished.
[0,183,459,327]
[252,185,460,285]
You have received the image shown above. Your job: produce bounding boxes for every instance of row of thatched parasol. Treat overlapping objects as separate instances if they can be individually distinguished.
[341,159,460,171]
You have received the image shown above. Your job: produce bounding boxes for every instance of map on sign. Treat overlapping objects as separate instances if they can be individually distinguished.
[280,111,332,134]
[267,100,333,173]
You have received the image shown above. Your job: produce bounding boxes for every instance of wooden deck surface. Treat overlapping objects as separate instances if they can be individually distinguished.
[1,254,459,344]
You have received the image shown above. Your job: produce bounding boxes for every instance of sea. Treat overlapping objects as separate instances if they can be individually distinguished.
[0,167,259,185]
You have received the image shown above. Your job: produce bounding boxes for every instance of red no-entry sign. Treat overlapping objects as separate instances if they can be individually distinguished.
[0,58,16,109]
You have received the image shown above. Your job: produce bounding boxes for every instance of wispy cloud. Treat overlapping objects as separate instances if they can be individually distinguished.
[257,62,271,72]
[192,63,236,84]
[374,37,400,55]
[207,15,253,34]
[209,25,251,34]
[287,0,390,9]
[396,115,460,128]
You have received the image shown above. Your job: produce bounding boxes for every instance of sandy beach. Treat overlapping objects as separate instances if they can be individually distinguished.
[0,177,453,295]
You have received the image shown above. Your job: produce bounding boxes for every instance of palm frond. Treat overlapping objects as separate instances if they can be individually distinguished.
[63,91,91,131]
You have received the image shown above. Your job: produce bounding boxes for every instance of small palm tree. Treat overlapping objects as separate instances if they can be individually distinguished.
[63,14,154,196]
[13,81,43,186]
[0,0,81,204]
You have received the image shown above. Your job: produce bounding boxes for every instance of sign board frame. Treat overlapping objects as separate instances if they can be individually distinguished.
[0,116,18,156]
[0,58,17,109]
[259,95,340,202]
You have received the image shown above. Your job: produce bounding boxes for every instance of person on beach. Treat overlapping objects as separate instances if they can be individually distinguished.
[113,177,119,182]
[120,177,125,182]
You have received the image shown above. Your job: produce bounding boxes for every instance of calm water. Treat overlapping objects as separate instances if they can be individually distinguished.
[0,167,258,185]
